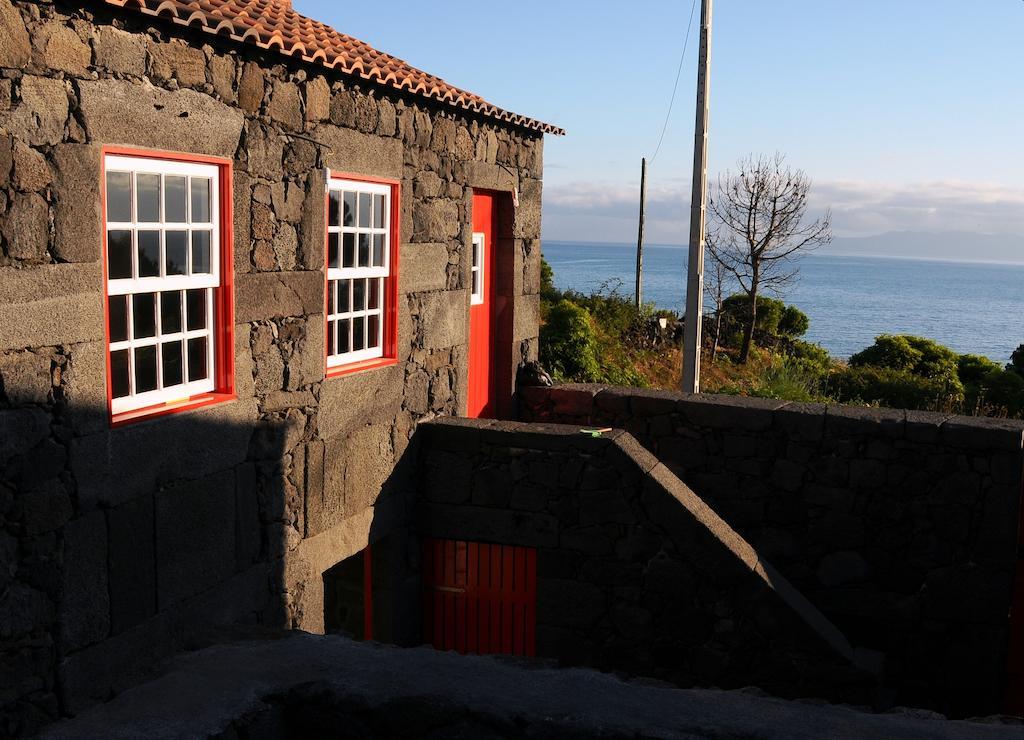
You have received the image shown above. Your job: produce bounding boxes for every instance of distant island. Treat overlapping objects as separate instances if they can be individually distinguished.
[822,231,1024,264]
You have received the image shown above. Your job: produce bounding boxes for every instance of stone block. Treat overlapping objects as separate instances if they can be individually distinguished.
[305,77,330,123]
[92,24,146,76]
[343,423,395,516]
[399,242,448,294]
[0,0,30,69]
[235,271,323,323]
[0,262,104,351]
[12,141,50,191]
[209,54,236,103]
[816,551,871,588]
[0,76,68,146]
[60,512,110,652]
[71,398,257,510]
[514,178,542,240]
[1,191,49,262]
[268,80,302,129]
[825,405,905,439]
[233,171,251,273]
[0,581,52,641]
[271,180,305,224]
[0,407,49,465]
[513,293,540,342]
[0,350,52,404]
[417,502,558,548]
[412,199,459,242]
[238,62,264,113]
[78,79,243,157]
[940,416,1024,451]
[419,290,466,350]
[319,124,403,180]
[149,39,207,88]
[536,578,604,629]
[774,402,827,441]
[156,470,236,609]
[50,144,102,262]
[17,480,72,535]
[235,463,261,570]
[107,495,156,634]
[318,362,404,440]
[40,22,91,76]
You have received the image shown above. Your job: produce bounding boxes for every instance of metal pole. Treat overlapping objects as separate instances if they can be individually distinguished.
[635,157,647,309]
[682,0,713,394]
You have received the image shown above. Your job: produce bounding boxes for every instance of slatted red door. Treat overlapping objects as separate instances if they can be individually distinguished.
[422,538,536,657]
[468,192,496,418]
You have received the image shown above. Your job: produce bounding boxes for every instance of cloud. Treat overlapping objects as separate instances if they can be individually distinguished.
[542,179,1024,243]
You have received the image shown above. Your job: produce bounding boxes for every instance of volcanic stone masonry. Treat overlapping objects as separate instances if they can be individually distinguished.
[0,0,544,733]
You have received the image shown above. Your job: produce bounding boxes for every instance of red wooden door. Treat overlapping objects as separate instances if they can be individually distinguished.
[468,192,496,418]
[422,538,536,657]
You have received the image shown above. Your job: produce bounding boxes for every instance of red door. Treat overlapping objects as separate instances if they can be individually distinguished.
[468,192,496,418]
[422,538,536,657]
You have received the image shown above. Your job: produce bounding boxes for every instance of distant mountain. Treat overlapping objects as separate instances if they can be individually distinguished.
[824,231,1024,264]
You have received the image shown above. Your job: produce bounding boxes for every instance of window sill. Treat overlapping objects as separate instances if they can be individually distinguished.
[110,392,236,428]
[326,357,398,379]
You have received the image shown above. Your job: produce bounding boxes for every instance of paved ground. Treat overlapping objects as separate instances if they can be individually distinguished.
[42,633,1021,739]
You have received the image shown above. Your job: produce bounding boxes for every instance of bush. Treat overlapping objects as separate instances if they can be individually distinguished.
[957,354,1002,386]
[1008,344,1024,377]
[975,369,1024,416]
[718,294,810,347]
[539,299,600,382]
[828,365,964,411]
[849,334,961,394]
[785,340,832,378]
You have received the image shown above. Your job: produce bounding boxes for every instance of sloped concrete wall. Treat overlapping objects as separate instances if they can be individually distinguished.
[520,384,1024,716]
[417,417,877,704]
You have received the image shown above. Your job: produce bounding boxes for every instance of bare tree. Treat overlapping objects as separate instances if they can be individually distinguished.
[704,255,732,361]
[707,153,831,363]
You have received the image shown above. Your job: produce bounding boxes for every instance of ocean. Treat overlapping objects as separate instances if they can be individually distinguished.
[542,241,1024,364]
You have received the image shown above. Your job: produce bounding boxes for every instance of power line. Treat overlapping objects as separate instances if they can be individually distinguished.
[648,0,699,166]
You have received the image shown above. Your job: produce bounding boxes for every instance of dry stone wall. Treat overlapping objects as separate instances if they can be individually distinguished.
[520,384,1024,717]
[0,0,545,733]
[417,417,878,706]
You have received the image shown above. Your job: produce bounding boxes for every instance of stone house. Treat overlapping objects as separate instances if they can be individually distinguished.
[0,0,562,731]
[3,1,1023,736]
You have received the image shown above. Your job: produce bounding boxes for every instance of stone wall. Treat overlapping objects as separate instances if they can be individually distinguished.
[417,417,878,705]
[0,0,545,733]
[520,384,1024,716]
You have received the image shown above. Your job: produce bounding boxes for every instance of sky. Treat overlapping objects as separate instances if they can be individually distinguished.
[297,0,1024,245]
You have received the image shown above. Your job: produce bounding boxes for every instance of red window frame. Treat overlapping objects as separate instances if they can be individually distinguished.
[324,171,401,379]
[100,146,236,427]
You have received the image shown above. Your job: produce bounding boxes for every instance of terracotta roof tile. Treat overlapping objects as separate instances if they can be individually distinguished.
[96,0,564,135]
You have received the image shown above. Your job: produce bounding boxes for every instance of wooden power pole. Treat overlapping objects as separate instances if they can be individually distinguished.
[635,157,647,309]
[682,0,713,394]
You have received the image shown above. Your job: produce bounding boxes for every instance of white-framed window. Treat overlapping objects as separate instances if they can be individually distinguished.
[104,155,221,416]
[471,232,485,305]
[326,178,392,367]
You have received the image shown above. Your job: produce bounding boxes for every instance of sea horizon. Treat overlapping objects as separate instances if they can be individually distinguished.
[541,240,1024,364]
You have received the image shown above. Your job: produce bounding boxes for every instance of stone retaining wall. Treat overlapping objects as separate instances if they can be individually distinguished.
[520,384,1024,716]
[417,417,877,704]
[0,0,544,733]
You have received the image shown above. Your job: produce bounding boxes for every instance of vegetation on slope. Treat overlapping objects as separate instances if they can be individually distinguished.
[539,258,1024,418]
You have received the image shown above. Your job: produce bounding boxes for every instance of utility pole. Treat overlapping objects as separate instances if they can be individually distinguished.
[682,0,713,394]
[635,157,647,309]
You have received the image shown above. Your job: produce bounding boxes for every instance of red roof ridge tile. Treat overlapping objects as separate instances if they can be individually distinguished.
[94,0,564,135]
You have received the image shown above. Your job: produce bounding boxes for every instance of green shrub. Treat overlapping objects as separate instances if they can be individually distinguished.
[957,354,1002,386]
[785,340,832,378]
[1008,344,1024,377]
[976,369,1024,416]
[719,294,810,344]
[850,334,962,395]
[539,299,600,382]
[753,359,820,402]
[828,365,964,411]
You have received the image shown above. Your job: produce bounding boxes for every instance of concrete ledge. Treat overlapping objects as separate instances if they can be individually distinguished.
[41,634,1021,739]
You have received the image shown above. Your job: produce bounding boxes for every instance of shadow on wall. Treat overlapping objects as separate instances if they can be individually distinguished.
[0,362,419,737]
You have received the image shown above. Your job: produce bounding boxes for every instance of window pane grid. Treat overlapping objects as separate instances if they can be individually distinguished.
[471,233,485,305]
[326,178,392,368]
[105,156,220,414]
